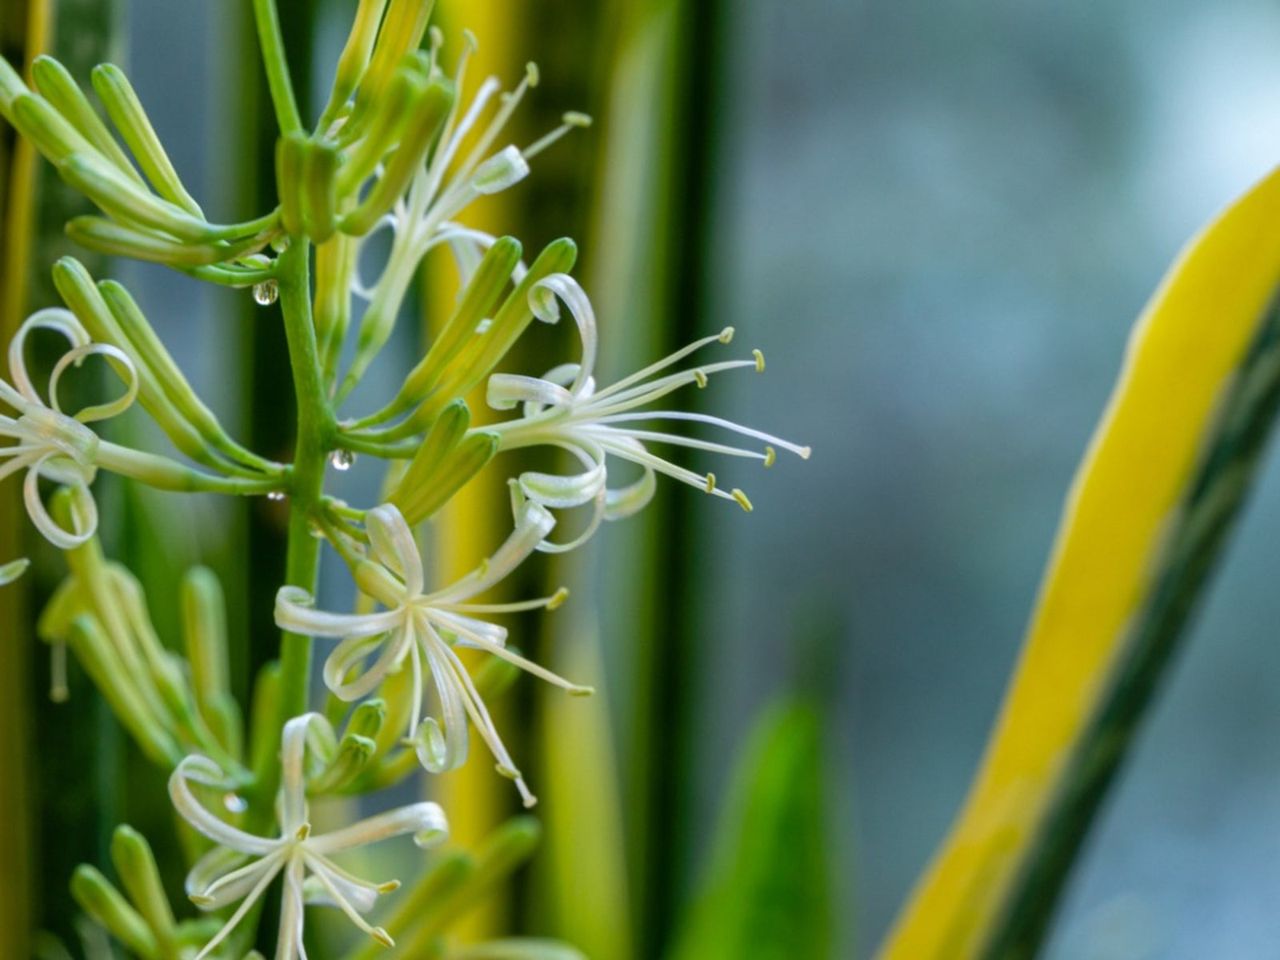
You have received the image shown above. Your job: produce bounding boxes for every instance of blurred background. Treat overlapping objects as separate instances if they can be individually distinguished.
[6,1,1280,958]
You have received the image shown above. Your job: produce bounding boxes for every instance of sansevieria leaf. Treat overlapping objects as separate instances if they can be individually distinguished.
[880,164,1280,960]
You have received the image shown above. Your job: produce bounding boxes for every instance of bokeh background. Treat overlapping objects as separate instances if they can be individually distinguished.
[6,1,1280,958]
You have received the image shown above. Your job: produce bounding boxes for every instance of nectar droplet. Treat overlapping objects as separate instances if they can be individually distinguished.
[252,279,279,306]
[329,449,356,471]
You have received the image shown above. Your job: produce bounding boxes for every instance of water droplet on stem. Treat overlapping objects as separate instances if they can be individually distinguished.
[253,279,279,306]
[330,449,356,471]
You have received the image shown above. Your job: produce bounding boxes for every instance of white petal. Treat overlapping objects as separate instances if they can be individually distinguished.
[274,585,404,639]
[187,847,282,910]
[9,308,89,406]
[471,144,530,194]
[280,714,334,832]
[24,466,97,550]
[416,629,470,773]
[515,460,606,509]
[528,274,596,396]
[322,624,412,702]
[190,853,283,960]
[486,373,574,412]
[50,342,139,423]
[365,503,423,595]
[169,756,277,855]
[308,800,448,855]
[429,499,555,603]
[604,467,657,520]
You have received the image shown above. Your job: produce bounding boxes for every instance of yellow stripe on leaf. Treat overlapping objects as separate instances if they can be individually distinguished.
[880,164,1280,960]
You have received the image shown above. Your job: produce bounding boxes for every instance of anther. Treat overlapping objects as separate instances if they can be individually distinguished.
[705,472,717,493]
[495,763,522,781]
[764,446,777,468]
[295,823,311,841]
[525,62,540,87]
[753,349,765,373]
[731,488,754,512]
[718,326,735,344]
[377,880,402,894]
[564,111,592,128]
[547,586,570,610]
[569,685,596,698]
[693,369,708,388]
[372,927,395,947]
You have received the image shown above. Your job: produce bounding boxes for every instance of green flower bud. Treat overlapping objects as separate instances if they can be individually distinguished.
[389,401,500,524]
[90,63,203,217]
[69,865,160,960]
[66,215,268,266]
[340,75,454,237]
[30,56,145,186]
[109,826,177,951]
[351,0,437,132]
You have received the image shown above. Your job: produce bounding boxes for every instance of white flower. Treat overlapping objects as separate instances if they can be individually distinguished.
[274,501,590,808]
[485,274,811,552]
[0,308,137,549]
[171,713,448,960]
[355,32,589,298]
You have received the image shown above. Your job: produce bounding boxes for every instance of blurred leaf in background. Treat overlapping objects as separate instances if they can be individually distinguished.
[668,699,835,960]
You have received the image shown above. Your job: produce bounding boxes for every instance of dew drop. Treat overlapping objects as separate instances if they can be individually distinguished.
[223,793,249,814]
[329,449,356,471]
[252,279,279,306]
[267,490,286,502]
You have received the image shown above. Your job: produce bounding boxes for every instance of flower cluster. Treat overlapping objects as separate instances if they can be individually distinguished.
[0,1,809,957]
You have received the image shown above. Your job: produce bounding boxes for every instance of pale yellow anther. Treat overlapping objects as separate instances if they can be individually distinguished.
[693,369,709,388]
[764,446,777,467]
[547,586,570,610]
[731,488,754,512]
[371,927,394,947]
[495,763,522,781]
[377,880,401,894]
[569,685,596,698]
[462,29,478,52]
[753,349,766,373]
[798,445,813,460]
[189,894,214,908]
[719,326,736,344]
[295,823,311,841]
[525,62,540,87]
[564,111,592,128]
[478,557,490,578]
[705,472,717,493]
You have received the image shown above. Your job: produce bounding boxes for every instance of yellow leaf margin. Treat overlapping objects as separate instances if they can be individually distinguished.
[879,164,1280,959]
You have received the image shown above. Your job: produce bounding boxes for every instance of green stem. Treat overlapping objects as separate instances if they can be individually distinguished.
[252,0,303,136]
[95,442,282,495]
[276,236,330,726]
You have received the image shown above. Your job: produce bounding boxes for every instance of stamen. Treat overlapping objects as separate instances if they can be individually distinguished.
[295,823,311,842]
[764,446,777,467]
[693,369,708,388]
[523,112,593,160]
[705,472,717,493]
[547,586,569,610]
[377,880,401,894]
[731,488,754,512]
[719,326,735,344]
[753,349,765,373]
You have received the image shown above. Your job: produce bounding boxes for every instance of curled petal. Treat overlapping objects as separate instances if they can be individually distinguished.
[429,609,509,649]
[169,755,277,855]
[528,273,597,396]
[487,373,574,412]
[604,467,658,521]
[365,503,423,595]
[308,800,448,855]
[24,462,97,550]
[429,499,555,604]
[274,585,405,639]
[280,713,337,833]
[415,631,470,774]
[50,342,139,423]
[8,308,90,406]
[186,846,280,909]
[322,626,412,702]
[515,460,607,509]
